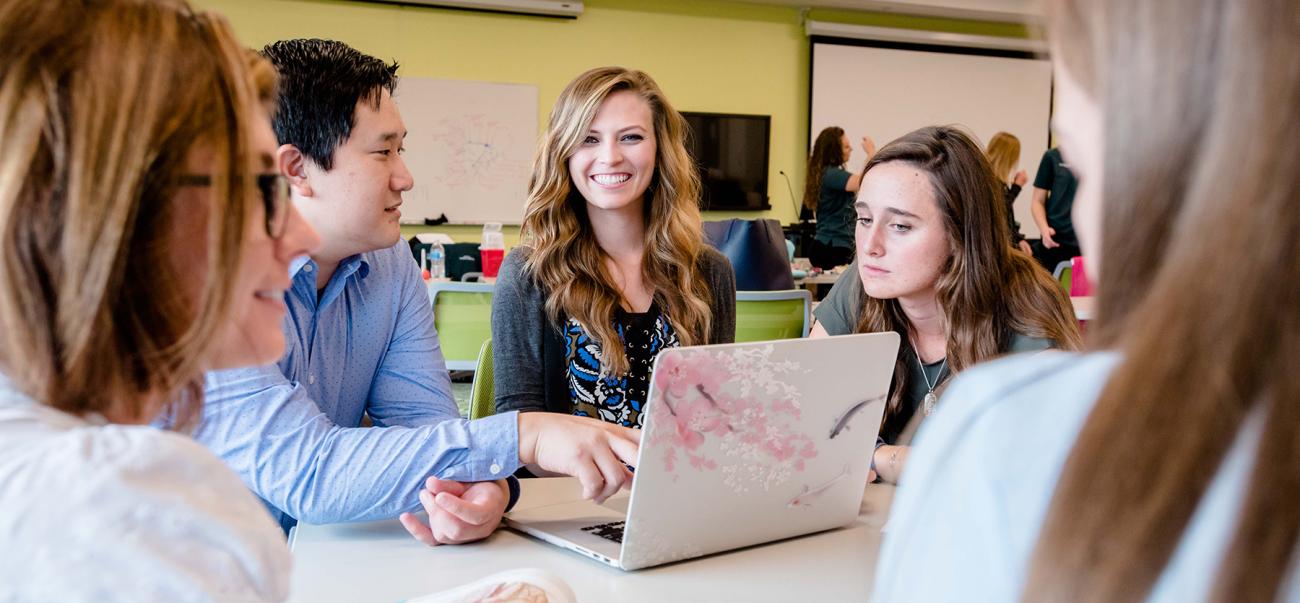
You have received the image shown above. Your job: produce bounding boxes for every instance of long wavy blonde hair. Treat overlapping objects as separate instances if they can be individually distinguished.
[0,0,262,427]
[984,131,1021,185]
[521,66,712,376]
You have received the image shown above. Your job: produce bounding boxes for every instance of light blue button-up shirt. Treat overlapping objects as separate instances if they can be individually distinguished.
[195,240,518,533]
[870,351,1297,602]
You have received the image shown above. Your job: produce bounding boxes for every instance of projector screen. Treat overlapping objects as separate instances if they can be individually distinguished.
[810,39,1054,237]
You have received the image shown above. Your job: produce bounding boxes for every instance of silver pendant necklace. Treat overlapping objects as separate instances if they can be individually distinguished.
[914,345,948,416]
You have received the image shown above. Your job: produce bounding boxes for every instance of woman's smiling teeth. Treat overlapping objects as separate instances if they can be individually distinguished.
[592,173,631,186]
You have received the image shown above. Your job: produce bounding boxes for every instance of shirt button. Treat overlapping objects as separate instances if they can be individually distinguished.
[303,264,314,272]
[490,462,502,474]
[308,374,316,385]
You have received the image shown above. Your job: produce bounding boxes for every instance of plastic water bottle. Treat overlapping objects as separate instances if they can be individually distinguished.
[429,241,446,280]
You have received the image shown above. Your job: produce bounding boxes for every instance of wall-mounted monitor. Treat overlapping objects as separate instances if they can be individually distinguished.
[682,111,771,211]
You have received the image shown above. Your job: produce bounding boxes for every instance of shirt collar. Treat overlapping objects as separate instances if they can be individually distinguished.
[289,254,312,279]
[290,254,372,283]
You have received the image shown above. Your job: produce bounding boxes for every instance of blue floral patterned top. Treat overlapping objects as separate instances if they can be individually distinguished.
[564,302,679,428]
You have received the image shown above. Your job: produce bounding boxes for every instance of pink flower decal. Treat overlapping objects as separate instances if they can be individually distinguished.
[648,346,818,485]
[687,453,717,471]
[654,351,727,399]
[771,398,800,417]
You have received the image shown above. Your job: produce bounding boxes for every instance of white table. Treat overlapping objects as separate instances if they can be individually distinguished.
[289,477,895,602]
[793,270,845,287]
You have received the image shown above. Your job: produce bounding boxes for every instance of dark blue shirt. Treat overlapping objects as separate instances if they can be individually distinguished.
[1033,148,1079,247]
[815,166,856,249]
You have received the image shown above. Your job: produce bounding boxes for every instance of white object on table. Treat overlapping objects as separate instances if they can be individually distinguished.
[1071,296,1095,320]
[405,567,576,603]
[288,477,895,603]
[414,232,455,245]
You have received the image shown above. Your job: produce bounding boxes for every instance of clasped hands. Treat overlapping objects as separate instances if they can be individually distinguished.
[399,476,510,546]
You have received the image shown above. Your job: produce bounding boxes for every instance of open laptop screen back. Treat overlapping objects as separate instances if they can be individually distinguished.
[618,332,899,570]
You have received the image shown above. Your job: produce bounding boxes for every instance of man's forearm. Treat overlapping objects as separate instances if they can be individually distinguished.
[1030,190,1051,233]
[207,401,521,525]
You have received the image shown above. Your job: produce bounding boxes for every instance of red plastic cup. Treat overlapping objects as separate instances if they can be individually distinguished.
[1069,256,1091,296]
[481,248,505,279]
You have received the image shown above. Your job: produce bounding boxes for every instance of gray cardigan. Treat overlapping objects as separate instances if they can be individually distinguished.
[491,245,736,415]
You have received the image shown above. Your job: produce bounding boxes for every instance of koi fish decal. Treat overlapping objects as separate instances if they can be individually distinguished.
[786,463,852,508]
[828,394,885,439]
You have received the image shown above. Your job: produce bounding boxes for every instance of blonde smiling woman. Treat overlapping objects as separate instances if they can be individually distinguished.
[492,67,736,446]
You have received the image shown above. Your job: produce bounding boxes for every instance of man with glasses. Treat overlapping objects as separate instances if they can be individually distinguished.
[194,39,638,544]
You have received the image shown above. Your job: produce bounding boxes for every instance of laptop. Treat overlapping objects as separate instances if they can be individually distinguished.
[505,332,899,570]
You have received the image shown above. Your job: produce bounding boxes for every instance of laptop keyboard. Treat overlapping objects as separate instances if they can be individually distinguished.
[580,521,625,544]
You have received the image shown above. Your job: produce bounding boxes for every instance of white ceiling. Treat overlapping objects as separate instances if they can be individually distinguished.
[733,0,1042,22]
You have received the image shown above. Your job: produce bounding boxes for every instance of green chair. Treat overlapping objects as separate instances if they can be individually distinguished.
[469,339,495,419]
[735,289,812,343]
[1052,260,1073,292]
[428,281,494,370]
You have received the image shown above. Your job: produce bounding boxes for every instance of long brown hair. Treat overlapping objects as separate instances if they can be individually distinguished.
[521,66,712,376]
[855,126,1081,433]
[985,131,1021,185]
[1021,1,1300,602]
[802,126,846,211]
[0,0,261,426]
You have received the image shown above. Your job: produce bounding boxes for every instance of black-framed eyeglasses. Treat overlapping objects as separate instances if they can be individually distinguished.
[177,173,291,239]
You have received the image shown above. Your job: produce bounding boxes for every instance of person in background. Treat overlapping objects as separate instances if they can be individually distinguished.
[871,0,1300,601]
[985,131,1034,255]
[802,126,875,269]
[196,40,640,545]
[0,1,318,598]
[492,67,735,447]
[811,126,1081,484]
[1029,146,1081,271]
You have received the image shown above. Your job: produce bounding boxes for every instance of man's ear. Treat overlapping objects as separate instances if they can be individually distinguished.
[278,143,313,197]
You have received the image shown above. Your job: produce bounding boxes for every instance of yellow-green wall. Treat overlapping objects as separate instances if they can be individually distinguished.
[195,0,1024,244]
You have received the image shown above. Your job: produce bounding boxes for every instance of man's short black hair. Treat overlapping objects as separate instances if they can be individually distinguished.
[261,39,399,171]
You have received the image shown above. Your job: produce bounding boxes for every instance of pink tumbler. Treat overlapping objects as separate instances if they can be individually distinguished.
[1069,256,1092,296]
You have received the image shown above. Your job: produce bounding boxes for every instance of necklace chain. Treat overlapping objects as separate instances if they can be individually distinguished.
[912,342,947,416]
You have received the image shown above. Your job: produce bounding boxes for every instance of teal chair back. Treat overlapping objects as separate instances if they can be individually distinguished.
[428,281,494,371]
[735,289,812,343]
[1051,260,1073,292]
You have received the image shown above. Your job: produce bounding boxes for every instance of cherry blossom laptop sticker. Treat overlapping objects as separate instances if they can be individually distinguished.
[505,332,899,570]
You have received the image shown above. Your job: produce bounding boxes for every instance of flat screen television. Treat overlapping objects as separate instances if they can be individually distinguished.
[682,112,771,211]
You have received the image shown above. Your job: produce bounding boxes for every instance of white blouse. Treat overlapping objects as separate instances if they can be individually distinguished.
[0,378,290,602]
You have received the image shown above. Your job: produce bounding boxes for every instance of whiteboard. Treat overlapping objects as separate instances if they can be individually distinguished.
[393,77,538,225]
[810,41,1054,236]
